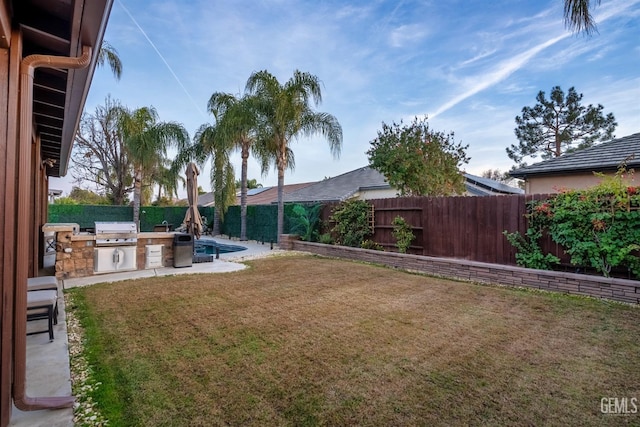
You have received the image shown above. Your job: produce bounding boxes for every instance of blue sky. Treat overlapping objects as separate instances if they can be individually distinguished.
[53,0,640,195]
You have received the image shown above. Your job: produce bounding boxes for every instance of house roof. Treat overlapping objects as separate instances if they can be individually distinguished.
[12,0,113,177]
[197,182,315,206]
[463,173,523,195]
[509,132,640,178]
[285,167,389,203]
[284,167,522,203]
[237,182,315,205]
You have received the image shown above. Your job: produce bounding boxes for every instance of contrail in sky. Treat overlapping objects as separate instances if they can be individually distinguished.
[117,0,208,121]
[429,0,638,119]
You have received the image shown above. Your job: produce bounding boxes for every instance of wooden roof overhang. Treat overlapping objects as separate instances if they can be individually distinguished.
[9,0,113,177]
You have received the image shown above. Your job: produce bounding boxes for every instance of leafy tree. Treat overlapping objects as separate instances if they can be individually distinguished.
[71,96,132,205]
[121,106,190,228]
[53,196,78,205]
[481,169,509,183]
[367,116,469,196]
[507,86,616,167]
[564,0,601,35]
[66,187,111,205]
[246,70,343,241]
[97,40,123,80]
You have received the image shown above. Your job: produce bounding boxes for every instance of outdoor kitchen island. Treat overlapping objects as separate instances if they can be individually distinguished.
[43,222,179,280]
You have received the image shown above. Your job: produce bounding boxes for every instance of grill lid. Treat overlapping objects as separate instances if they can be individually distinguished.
[95,222,138,246]
[95,221,137,234]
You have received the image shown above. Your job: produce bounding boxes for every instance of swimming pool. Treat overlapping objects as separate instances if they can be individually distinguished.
[194,239,247,255]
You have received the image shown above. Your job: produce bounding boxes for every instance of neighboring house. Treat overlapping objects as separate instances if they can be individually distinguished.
[509,132,640,194]
[197,182,315,207]
[196,192,215,207]
[463,173,524,196]
[284,166,522,204]
[234,183,314,205]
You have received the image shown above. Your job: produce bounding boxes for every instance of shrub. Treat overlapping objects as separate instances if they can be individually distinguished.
[289,204,322,241]
[505,167,640,277]
[391,216,415,254]
[318,233,334,245]
[361,239,384,251]
[329,199,373,247]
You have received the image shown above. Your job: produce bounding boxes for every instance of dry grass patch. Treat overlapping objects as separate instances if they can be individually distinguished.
[70,255,640,426]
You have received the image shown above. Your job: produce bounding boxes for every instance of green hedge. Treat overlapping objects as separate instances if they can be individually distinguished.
[47,205,215,232]
[222,204,300,242]
[48,203,303,239]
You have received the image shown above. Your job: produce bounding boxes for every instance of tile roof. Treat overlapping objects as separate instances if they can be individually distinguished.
[510,132,640,178]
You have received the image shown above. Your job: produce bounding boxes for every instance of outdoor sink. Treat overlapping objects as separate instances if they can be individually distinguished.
[152,224,173,232]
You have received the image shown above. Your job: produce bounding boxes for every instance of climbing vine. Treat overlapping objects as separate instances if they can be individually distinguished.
[505,168,640,278]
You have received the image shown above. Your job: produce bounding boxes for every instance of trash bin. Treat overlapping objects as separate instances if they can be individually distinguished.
[173,233,193,268]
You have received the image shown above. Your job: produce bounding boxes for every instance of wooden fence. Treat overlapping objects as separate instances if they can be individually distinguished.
[321,194,563,266]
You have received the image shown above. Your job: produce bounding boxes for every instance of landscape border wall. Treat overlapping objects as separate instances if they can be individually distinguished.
[279,235,639,305]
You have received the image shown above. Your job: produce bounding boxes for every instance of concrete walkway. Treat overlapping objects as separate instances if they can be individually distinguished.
[10,238,280,426]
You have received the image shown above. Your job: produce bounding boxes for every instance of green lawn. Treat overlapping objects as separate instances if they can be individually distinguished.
[68,255,640,426]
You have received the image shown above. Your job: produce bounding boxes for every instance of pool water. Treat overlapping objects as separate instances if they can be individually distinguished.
[194,239,247,255]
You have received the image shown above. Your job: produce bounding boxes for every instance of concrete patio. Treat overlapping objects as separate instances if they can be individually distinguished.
[10,238,280,426]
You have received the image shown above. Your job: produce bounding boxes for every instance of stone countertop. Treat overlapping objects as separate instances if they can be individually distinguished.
[42,223,79,233]
[65,231,179,242]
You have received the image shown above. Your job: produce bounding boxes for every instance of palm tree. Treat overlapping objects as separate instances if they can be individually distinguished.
[121,106,190,228]
[190,124,236,236]
[207,92,264,240]
[235,178,262,189]
[153,159,185,203]
[564,0,601,35]
[97,40,123,80]
[246,70,343,241]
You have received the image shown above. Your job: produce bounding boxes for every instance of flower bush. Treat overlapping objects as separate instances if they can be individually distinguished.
[506,168,640,278]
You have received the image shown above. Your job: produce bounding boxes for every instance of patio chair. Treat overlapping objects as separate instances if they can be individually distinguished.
[28,276,59,319]
[27,276,58,292]
[26,290,58,341]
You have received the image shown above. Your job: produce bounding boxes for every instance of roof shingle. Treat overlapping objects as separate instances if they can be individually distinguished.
[510,132,640,178]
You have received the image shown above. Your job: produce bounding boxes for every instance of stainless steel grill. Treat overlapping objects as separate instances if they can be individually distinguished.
[94,221,138,246]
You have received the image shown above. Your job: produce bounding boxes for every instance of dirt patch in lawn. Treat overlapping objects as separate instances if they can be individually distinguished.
[71,255,640,426]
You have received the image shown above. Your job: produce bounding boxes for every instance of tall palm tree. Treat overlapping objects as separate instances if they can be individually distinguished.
[97,40,123,80]
[121,106,189,228]
[564,0,601,35]
[246,70,343,241]
[208,92,264,240]
[190,124,236,236]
